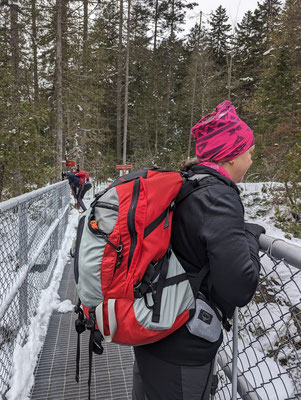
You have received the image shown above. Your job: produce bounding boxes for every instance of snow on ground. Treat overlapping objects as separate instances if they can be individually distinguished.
[239,182,301,246]
[238,182,301,398]
[6,208,80,400]
[4,181,301,399]
[237,345,295,400]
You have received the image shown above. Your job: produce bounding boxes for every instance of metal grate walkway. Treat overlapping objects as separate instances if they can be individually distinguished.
[31,262,134,400]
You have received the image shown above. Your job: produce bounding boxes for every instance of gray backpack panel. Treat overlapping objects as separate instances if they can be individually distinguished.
[94,188,119,234]
[76,188,120,307]
[133,251,194,330]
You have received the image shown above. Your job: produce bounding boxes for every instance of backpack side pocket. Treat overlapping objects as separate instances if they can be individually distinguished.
[186,293,222,342]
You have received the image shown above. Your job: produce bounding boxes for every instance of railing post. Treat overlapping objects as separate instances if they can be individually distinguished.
[18,202,28,327]
[232,307,238,400]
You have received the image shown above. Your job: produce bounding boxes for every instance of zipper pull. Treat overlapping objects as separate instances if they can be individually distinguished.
[164,208,169,229]
[164,201,175,229]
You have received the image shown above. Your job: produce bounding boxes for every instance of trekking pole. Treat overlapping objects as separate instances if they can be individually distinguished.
[232,307,238,400]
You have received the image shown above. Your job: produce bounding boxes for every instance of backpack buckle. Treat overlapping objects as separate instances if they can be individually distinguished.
[74,302,86,334]
[133,282,143,298]
[74,299,82,314]
[86,308,96,331]
[143,283,156,310]
[222,317,232,332]
[75,318,86,334]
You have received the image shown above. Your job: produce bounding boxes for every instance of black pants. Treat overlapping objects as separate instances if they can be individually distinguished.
[77,182,92,211]
[132,347,214,400]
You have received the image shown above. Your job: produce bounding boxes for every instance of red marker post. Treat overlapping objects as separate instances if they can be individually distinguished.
[116,164,133,176]
[62,160,76,168]
[66,160,76,167]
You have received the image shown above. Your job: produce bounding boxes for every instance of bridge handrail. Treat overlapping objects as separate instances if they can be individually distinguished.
[0,204,69,322]
[0,181,66,213]
[0,180,70,397]
[259,234,301,270]
[217,234,301,400]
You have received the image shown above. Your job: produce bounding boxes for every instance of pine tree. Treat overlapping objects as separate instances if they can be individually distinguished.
[126,1,154,164]
[0,4,14,199]
[249,0,300,190]
[115,0,123,163]
[232,0,283,129]
[157,0,197,150]
[208,5,232,66]
[232,11,256,105]
[205,5,233,104]
[0,0,56,199]
[260,0,301,236]
[64,1,117,180]
[175,23,221,162]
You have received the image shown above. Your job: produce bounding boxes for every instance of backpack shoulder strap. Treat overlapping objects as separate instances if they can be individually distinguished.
[175,173,210,205]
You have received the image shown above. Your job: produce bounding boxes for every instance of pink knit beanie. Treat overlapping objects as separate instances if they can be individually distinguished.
[191,100,254,161]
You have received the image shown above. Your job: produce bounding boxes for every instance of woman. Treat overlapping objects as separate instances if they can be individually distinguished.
[132,100,265,400]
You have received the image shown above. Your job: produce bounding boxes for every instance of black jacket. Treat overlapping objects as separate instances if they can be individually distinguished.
[140,165,261,366]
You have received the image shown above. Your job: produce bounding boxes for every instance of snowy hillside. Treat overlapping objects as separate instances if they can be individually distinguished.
[239,182,300,245]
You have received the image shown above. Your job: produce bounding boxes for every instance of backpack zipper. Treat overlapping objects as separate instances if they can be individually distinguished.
[127,179,140,272]
[95,202,118,212]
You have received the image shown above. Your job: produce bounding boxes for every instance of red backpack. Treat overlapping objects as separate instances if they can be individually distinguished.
[73,168,210,396]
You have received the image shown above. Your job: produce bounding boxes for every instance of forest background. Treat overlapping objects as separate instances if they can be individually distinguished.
[0,0,300,234]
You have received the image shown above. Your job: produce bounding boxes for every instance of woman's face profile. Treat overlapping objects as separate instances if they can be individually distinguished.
[229,145,255,183]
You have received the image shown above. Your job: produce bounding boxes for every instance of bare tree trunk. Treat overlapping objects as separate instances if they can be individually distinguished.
[31,0,39,104]
[55,0,63,177]
[122,0,131,164]
[10,5,19,79]
[152,0,159,154]
[116,0,123,163]
[201,86,205,115]
[66,109,71,157]
[10,3,22,196]
[163,0,175,147]
[80,0,88,169]
[0,163,5,201]
[188,12,202,159]
[164,64,171,147]
[153,0,158,52]
[227,53,233,100]
[61,0,67,163]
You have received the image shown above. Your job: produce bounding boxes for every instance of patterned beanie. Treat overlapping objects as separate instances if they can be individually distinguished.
[191,100,254,161]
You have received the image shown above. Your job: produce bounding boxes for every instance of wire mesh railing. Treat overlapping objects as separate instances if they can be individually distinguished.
[215,235,301,400]
[1,179,300,400]
[0,181,70,398]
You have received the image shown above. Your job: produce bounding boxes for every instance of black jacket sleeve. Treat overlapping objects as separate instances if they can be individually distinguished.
[200,190,260,312]
[244,225,264,276]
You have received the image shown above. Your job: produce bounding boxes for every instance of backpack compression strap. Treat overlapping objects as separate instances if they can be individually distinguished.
[95,299,117,343]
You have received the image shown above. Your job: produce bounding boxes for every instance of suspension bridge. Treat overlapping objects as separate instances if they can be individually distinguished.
[0,181,300,400]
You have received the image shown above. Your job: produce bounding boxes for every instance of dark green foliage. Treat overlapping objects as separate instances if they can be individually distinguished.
[232,0,283,114]
[208,5,232,66]
[0,0,300,237]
